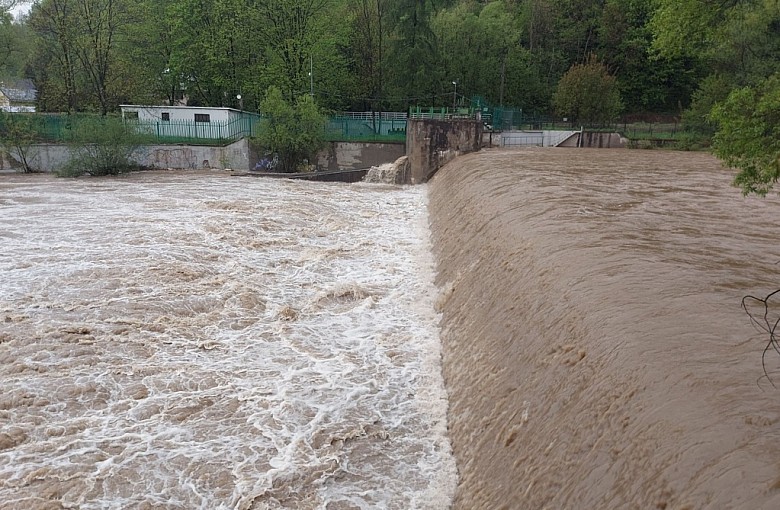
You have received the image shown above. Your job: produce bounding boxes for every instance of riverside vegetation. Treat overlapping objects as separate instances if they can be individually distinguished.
[0,0,777,191]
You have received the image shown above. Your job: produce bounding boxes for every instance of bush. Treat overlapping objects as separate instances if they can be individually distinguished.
[253,86,326,173]
[58,116,141,177]
[0,112,38,173]
[672,131,710,151]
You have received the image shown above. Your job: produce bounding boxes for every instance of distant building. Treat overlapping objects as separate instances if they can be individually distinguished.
[119,105,259,141]
[0,79,37,113]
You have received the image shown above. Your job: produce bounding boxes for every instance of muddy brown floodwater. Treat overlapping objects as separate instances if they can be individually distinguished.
[0,171,456,509]
[429,148,780,509]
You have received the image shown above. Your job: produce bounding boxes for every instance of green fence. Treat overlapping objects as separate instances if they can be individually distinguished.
[324,114,406,143]
[125,116,260,144]
[0,113,84,143]
[0,113,261,146]
[407,104,529,130]
[408,106,479,120]
[1,112,408,145]
[3,111,695,147]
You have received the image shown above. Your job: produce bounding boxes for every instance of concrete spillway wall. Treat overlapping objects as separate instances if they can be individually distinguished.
[404,119,482,184]
[497,130,627,149]
[500,130,580,147]
[577,131,626,148]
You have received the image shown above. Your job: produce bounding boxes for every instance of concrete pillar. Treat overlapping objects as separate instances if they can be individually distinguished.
[405,119,483,184]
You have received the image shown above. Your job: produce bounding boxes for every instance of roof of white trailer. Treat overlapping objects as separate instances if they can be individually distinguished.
[120,105,251,114]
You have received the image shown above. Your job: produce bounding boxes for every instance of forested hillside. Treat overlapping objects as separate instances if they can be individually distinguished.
[1,1,778,130]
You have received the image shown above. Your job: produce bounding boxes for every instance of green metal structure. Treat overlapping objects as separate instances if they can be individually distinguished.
[324,113,407,143]
[0,112,408,145]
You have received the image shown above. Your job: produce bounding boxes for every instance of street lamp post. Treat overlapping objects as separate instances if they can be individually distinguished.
[309,55,314,97]
[452,81,457,110]
[236,94,243,110]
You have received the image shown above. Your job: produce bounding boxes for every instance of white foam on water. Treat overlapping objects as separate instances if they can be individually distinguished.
[0,172,456,509]
[363,157,407,185]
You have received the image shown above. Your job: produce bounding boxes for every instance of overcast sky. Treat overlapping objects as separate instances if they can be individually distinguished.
[10,1,31,20]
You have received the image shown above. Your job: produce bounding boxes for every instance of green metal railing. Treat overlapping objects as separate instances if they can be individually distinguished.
[406,104,529,130]
[0,113,261,146]
[1,112,408,145]
[125,116,260,144]
[408,106,478,120]
[2,111,698,148]
[324,115,406,142]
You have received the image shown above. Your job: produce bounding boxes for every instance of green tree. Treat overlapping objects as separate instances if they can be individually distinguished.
[710,73,780,196]
[0,4,34,77]
[165,0,261,108]
[597,0,699,113]
[343,0,390,110]
[553,55,622,126]
[72,0,131,115]
[129,1,184,106]
[29,0,80,112]
[652,0,780,82]
[433,1,533,108]
[29,0,138,114]
[254,0,336,102]
[255,86,326,173]
[385,0,441,108]
[651,0,780,130]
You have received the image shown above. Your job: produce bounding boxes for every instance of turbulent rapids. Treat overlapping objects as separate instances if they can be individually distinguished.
[0,172,455,509]
[429,148,780,509]
[4,147,780,510]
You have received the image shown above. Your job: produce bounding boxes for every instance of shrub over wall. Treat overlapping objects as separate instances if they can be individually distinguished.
[253,86,326,173]
[58,116,142,177]
[0,112,38,173]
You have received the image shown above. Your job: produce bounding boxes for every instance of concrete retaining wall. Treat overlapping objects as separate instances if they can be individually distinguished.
[405,119,482,184]
[500,130,580,148]
[2,139,404,174]
[138,139,253,170]
[316,141,405,172]
[494,131,627,149]
[1,139,253,173]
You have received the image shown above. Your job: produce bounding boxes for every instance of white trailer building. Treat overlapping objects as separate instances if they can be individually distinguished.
[119,105,259,141]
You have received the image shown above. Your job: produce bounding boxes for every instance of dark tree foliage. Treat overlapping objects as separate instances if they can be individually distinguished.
[710,73,780,196]
[0,0,771,152]
[553,55,622,126]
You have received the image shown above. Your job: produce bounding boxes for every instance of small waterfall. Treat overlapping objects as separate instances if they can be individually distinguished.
[363,156,409,184]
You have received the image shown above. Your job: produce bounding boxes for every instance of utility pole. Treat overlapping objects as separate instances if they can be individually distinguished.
[499,51,507,107]
[452,81,457,110]
[309,55,314,97]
